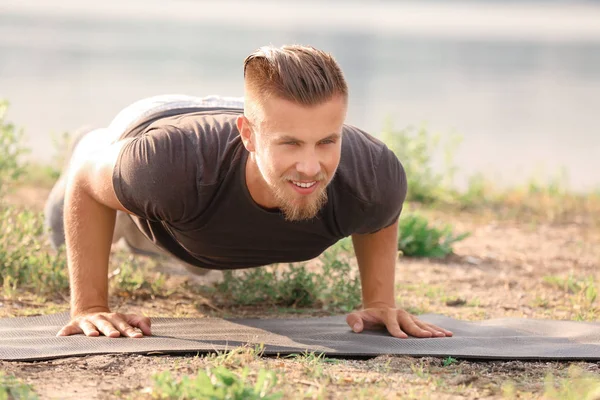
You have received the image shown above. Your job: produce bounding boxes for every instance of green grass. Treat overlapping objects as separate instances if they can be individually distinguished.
[542,274,598,321]
[151,366,282,400]
[0,100,28,200]
[284,352,340,379]
[205,345,265,368]
[0,206,69,297]
[0,372,38,400]
[214,238,361,312]
[380,119,600,224]
[381,123,461,204]
[398,213,469,258]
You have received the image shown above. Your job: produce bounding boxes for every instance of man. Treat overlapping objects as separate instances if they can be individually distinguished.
[48,44,452,339]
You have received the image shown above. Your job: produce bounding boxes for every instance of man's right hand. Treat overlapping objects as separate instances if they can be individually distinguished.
[56,309,152,338]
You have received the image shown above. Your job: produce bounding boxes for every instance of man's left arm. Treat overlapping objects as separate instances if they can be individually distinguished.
[347,220,453,338]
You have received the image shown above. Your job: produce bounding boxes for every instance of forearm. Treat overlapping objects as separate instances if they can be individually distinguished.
[64,171,116,316]
[352,221,398,309]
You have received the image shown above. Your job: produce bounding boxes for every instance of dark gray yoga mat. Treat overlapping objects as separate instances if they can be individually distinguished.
[2,312,600,361]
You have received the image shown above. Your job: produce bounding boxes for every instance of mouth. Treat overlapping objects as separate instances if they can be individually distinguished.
[288,180,319,194]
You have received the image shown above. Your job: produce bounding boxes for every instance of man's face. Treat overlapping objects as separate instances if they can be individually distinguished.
[247,95,347,221]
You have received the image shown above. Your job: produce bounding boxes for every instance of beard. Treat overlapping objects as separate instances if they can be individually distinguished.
[253,153,335,222]
[272,179,329,222]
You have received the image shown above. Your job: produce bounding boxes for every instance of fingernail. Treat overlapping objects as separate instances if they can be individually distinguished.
[353,323,360,332]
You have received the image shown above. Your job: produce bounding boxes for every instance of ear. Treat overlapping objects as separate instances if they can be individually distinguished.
[237,115,256,152]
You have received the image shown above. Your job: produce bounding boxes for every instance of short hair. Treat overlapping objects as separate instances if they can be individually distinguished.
[243,44,348,108]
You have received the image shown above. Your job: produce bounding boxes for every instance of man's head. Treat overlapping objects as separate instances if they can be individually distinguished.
[237,44,348,221]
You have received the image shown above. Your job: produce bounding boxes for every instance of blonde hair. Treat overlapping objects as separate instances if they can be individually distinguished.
[243,45,348,110]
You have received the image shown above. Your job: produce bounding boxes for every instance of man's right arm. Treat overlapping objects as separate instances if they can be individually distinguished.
[56,136,151,338]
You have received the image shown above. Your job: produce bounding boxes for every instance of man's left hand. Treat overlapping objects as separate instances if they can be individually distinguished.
[346,307,453,338]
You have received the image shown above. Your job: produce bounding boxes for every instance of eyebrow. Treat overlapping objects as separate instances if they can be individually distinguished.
[277,133,341,144]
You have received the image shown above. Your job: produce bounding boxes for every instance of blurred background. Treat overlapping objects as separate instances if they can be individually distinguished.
[1,0,599,192]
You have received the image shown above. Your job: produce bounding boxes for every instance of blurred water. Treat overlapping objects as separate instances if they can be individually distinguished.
[1,1,599,191]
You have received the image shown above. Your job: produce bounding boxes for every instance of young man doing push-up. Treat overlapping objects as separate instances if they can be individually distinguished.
[46,44,453,339]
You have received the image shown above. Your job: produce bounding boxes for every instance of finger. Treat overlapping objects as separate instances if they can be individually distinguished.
[105,314,142,338]
[56,323,83,337]
[384,310,409,339]
[413,317,453,337]
[346,312,364,333]
[428,324,453,337]
[397,312,432,338]
[89,315,121,338]
[79,320,100,337]
[412,319,446,337]
[438,326,453,337]
[125,314,152,336]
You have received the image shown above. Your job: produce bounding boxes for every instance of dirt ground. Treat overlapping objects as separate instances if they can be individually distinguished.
[1,186,600,399]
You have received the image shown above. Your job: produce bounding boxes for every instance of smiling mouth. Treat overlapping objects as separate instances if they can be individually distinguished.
[291,180,317,189]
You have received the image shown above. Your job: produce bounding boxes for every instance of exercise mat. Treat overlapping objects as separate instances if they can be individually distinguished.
[2,312,600,361]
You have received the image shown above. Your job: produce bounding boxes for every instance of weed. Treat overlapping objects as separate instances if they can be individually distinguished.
[108,251,172,298]
[285,351,339,379]
[0,206,69,296]
[151,365,282,400]
[215,239,361,312]
[543,274,597,314]
[442,357,458,367]
[398,213,469,258]
[206,345,264,368]
[0,100,28,200]
[110,255,146,293]
[532,295,550,309]
[466,298,481,308]
[0,372,38,400]
[409,360,429,379]
[381,122,461,204]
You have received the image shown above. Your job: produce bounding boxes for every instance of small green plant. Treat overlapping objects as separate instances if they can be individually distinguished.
[110,253,147,293]
[0,206,69,295]
[409,360,430,380]
[151,366,282,400]
[543,274,597,310]
[0,372,38,400]
[206,345,264,368]
[285,351,338,379]
[0,100,28,199]
[109,252,171,298]
[381,123,461,204]
[397,213,469,258]
[442,357,458,367]
[215,239,361,312]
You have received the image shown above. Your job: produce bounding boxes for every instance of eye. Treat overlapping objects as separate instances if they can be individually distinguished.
[319,139,336,145]
[283,141,300,146]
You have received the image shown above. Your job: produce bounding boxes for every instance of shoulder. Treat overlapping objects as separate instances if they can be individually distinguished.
[144,110,244,184]
[330,125,407,234]
[335,124,406,203]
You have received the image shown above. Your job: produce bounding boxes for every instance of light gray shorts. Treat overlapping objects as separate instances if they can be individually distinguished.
[107,94,245,140]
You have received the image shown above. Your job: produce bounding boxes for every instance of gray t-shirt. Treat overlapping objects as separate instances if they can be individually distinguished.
[112,107,407,270]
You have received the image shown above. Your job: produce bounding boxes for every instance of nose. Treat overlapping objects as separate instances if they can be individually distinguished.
[296,151,321,179]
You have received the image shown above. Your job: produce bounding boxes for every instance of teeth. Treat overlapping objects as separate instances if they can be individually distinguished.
[292,181,316,188]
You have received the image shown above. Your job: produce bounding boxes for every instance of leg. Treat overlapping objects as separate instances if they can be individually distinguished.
[44,125,215,277]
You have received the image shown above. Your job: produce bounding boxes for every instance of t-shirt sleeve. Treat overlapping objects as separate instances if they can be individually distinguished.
[112,126,199,223]
[355,146,408,234]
